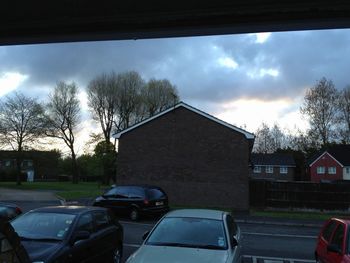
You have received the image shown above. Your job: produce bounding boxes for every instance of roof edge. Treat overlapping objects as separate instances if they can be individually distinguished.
[113,101,255,139]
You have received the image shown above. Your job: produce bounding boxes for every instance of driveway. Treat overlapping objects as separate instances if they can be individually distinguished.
[0,188,64,212]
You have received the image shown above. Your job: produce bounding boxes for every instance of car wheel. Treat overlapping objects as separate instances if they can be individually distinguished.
[112,246,122,263]
[130,208,139,221]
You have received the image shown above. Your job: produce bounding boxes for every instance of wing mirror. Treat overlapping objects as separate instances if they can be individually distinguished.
[142,230,150,241]
[231,237,238,247]
[71,231,90,245]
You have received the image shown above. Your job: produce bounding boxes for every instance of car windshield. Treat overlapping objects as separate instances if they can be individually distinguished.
[146,217,227,250]
[11,212,76,241]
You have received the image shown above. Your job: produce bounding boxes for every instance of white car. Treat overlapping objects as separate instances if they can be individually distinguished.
[126,209,242,263]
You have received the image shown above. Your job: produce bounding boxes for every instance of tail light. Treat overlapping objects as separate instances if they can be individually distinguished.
[15,207,22,215]
[143,199,149,205]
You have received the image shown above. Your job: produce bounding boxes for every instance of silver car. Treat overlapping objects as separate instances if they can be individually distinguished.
[126,209,242,263]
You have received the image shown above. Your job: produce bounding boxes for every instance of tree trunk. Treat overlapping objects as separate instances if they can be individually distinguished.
[71,150,79,184]
[16,149,23,186]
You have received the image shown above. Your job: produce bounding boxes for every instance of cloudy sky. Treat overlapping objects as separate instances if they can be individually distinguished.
[1,28,350,154]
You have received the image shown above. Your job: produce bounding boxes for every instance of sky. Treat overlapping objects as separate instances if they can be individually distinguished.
[1,28,350,155]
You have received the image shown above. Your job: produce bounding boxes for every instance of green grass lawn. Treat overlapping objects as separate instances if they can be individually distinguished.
[0,181,110,200]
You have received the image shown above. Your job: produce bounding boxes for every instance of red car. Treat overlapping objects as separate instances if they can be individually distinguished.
[315,218,350,263]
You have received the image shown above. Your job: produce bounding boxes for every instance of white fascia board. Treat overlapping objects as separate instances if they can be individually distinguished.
[309,151,344,168]
[113,102,255,139]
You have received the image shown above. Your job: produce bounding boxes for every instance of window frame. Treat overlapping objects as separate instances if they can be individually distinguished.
[317,166,325,174]
[280,166,288,174]
[328,167,336,174]
[253,166,261,173]
[265,166,273,174]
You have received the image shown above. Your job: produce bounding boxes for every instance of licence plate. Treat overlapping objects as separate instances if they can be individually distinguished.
[155,201,163,206]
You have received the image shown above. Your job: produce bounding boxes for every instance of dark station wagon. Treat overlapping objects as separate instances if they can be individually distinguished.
[11,206,124,263]
[93,185,169,221]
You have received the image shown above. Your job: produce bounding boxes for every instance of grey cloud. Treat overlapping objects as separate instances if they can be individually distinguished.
[1,29,350,107]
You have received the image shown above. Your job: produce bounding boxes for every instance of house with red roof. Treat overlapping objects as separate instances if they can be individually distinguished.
[308,145,350,182]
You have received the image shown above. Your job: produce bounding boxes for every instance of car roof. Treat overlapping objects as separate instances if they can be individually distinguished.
[330,217,350,225]
[0,202,18,208]
[165,209,227,220]
[27,206,107,215]
[114,184,163,190]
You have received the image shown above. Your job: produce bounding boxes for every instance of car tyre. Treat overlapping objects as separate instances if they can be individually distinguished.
[112,246,122,263]
[130,208,139,221]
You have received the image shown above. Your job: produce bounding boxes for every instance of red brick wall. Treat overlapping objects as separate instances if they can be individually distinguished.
[310,153,343,182]
[117,106,251,211]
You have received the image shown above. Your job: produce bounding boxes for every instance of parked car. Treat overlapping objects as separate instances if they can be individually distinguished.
[93,185,169,221]
[126,209,242,263]
[11,206,124,263]
[315,217,350,263]
[0,202,22,221]
[0,218,30,263]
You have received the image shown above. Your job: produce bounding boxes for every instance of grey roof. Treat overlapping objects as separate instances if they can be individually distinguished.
[251,153,296,167]
[165,209,227,220]
[113,102,255,140]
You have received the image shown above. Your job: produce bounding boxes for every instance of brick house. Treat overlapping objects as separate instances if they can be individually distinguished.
[250,153,296,181]
[114,102,255,211]
[0,151,59,181]
[308,145,350,182]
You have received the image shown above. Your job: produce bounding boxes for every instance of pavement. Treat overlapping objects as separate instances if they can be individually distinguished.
[0,188,63,203]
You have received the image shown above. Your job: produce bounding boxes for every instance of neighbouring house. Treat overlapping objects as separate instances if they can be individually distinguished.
[308,145,350,183]
[114,102,255,211]
[0,151,59,181]
[250,153,296,181]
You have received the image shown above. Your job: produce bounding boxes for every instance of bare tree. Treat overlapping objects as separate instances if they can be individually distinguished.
[300,77,339,146]
[142,78,179,117]
[338,85,350,143]
[0,92,46,185]
[45,82,81,184]
[87,72,119,144]
[114,71,145,132]
[253,123,274,153]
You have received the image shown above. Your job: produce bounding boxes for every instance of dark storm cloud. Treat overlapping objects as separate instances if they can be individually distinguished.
[1,29,350,106]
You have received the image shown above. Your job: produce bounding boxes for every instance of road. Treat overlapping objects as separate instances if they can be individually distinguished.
[120,220,319,263]
[11,198,319,263]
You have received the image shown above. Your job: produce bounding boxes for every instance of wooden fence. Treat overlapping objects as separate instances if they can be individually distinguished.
[250,179,350,211]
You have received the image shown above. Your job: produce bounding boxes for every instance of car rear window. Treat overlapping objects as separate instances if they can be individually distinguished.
[147,188,166,200]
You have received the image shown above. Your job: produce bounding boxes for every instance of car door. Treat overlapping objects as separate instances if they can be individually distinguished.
[92,210,118,261]
[224,214,242,263]
[68,212,96,263]
[103,187,130,216]
[325,222,346,263]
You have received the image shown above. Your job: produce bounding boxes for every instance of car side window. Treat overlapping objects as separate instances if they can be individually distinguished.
[322,220,337,242]
[93,211,110,231]
[104,187,118,197]
[225,214,238,239]
[76,213,94,233]
[331,224,345,250]
[128,187,145,199]
[116,187,129,198]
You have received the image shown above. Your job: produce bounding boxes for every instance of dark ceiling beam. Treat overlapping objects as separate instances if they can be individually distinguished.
[1,1,350,45]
